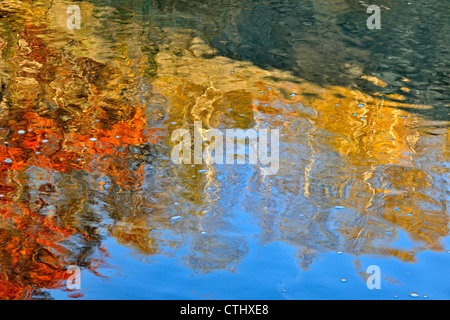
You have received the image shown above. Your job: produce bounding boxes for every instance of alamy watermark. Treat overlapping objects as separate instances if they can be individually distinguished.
[67,5,81,30]
[66,265,81,290]
[171,121,280,175]
[366,5,381,29]
[366,265,381,289]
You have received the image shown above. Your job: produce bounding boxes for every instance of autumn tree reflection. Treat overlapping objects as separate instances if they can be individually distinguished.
[0,0,160,298]
[0,0,447,299]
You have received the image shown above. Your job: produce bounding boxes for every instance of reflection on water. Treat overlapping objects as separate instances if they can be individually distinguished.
[0,0,448,299]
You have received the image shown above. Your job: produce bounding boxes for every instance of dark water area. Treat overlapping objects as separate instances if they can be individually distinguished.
[0,0,448,300]
[88,0,450,121]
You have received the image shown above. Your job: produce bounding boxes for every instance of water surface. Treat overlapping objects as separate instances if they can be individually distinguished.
[0,0,448,300]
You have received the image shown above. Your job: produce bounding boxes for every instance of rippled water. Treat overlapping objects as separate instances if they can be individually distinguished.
[0,0,448,300]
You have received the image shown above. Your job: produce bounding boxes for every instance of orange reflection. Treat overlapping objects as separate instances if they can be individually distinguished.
[0,1,160,299]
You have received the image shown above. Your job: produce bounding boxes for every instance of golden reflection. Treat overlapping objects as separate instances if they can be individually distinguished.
[150,26,448,267]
